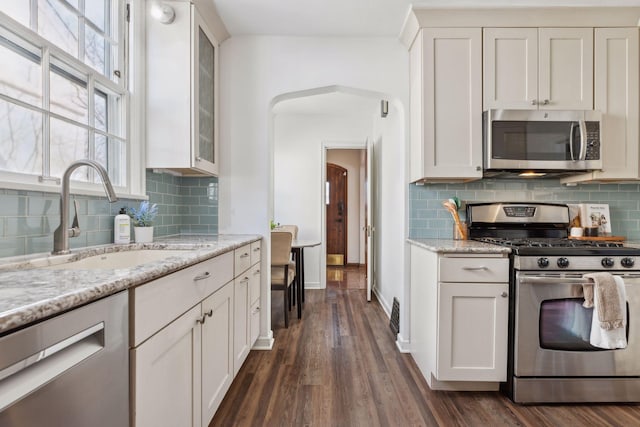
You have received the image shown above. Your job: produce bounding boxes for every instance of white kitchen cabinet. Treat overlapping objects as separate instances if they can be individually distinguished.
[410,245,509,390]
[410,28,483,183]
[233,242,262,374]
[133,304,202,427]
[563,27,640,183]
[130,251,237,427]
[201,281,234,425]
[484,27,593,110]
[233,271,250,375]
[146,1,219,175]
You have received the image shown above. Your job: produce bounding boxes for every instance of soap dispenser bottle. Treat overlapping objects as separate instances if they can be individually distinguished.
[114,207,131,244]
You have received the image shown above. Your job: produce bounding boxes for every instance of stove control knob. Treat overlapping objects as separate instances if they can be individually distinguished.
[621,257,635,268]
[557,257,570,268]
[537,257,549,268]
[601,257,615,268]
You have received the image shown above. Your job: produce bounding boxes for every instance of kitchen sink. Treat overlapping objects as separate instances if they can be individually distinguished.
[43,249,191,270]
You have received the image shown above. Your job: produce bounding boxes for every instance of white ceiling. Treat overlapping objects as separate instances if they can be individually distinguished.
[211,0,640,37]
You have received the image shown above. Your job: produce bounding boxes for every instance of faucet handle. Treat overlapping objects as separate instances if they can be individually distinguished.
[69,199,81,237]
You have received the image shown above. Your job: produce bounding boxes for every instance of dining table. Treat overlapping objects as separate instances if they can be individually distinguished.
[291,239,321,308]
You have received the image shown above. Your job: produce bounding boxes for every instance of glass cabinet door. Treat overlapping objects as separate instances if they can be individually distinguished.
[193,9,218,175]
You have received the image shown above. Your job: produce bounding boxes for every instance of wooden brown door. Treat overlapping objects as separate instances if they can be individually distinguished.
[326,163,347,266]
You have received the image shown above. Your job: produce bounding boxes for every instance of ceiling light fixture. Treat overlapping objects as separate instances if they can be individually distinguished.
[150,2,176,24]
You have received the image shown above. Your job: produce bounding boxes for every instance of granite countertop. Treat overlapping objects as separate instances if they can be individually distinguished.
[407,238,512,255]
[0,234,261,335]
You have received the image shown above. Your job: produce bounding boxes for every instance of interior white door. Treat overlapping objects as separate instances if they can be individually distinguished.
[366,138,375,302]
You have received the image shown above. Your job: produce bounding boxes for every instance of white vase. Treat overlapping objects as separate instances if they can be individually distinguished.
[134,226,154,243]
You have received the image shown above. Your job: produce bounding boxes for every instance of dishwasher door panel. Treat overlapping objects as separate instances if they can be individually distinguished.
[0,291,129,427]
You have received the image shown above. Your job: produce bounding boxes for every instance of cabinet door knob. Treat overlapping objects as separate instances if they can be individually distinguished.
[240,253,249,258]
[542,99,550,105]
[501,292,508,298]
[476,166,482,171]
[531,99,538,105]
[197,315,207,325]
[205,309,213,317]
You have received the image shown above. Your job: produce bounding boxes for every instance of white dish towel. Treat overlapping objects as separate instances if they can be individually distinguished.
[589,275,628,349]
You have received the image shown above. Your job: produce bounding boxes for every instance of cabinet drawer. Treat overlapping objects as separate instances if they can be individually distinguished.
[131,251,234,347]
[249,264,261,305]
[250,240,261,266]
[439,257,509,283]
[234,244,251,275]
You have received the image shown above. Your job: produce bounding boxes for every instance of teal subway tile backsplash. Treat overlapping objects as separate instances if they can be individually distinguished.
[409,179,640,240]
[0,170,218,257]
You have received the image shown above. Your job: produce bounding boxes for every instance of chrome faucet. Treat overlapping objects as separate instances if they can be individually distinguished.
[53,160,118,254]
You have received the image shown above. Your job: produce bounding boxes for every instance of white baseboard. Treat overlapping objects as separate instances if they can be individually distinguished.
[304,282,322,289]
[252,330,274,350]
[395,333,411,353]
[373,287,391,318]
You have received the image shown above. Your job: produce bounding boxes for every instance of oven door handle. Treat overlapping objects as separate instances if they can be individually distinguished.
[519,276,592,285]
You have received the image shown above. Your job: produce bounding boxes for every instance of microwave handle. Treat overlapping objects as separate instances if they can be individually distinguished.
[578,119,587,160]
[569,123,577,161]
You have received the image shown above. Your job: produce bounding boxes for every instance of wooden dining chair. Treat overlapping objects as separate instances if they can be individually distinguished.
[273,224,299,307]
[271,231,296,327]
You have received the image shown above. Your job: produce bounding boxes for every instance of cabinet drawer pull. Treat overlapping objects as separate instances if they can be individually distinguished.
[193,272,210,281]
[240,253,249,258]
[462,266,488,271]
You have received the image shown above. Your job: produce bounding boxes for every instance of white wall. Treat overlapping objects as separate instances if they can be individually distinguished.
[218,36,409,344]
[273,115,371,286]
[326,148,365,265]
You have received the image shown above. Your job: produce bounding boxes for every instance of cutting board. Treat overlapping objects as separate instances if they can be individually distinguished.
[568,236,625,241]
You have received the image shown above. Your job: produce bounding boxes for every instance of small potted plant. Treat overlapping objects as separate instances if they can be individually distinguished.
[129,201,159,243]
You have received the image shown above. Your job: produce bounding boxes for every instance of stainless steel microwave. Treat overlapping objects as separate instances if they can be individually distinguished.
[483,109,602,177]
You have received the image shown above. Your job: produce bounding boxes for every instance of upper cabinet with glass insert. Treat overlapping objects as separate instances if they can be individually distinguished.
[146,2,219,176]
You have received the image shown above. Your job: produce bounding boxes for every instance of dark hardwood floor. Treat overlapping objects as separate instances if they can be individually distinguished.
[210,268,640,426]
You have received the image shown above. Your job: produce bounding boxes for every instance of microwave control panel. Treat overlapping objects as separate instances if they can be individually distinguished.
[585,121,600,160]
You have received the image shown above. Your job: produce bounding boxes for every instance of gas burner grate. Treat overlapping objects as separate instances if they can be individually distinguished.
[475,237,624,249]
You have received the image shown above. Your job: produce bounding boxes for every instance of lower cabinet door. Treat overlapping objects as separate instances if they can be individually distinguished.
[133,304,202,427]
[250,299,260,345]
[233,274,250,376]
[437,282,508,382]
[201,281,234,426]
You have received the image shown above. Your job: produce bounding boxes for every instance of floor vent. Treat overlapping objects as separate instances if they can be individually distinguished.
[389,297,400,336]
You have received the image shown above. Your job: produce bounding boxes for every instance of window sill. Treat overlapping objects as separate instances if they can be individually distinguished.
[0,178,148,200]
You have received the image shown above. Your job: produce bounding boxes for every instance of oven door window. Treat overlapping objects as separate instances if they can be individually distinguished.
[491,121,580,161]
[539,298,630,351]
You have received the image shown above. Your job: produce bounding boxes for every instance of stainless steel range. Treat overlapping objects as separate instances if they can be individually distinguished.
[467,202,640,404]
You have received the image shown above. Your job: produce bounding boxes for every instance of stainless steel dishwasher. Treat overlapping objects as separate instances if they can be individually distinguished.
[0,291,129,426]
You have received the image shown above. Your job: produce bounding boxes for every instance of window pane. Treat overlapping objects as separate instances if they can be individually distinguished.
[95,135,124,187]
[85,0,106,32]
[0,1,30,28]
[50,117,88,180]
[85,24,105,74]
[38,0,79,58]
[94,90,107,131]
[50,63,88,124]
[65,0,79,10]
[0,99,42,175]
[107,137,125,186]
[0,36,42,107]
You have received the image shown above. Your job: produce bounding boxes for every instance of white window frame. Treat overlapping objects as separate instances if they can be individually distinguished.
[0,0,146,199]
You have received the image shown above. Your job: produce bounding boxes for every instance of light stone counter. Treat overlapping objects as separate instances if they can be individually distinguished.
[0,234,260,335]
[408,238,512,255]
